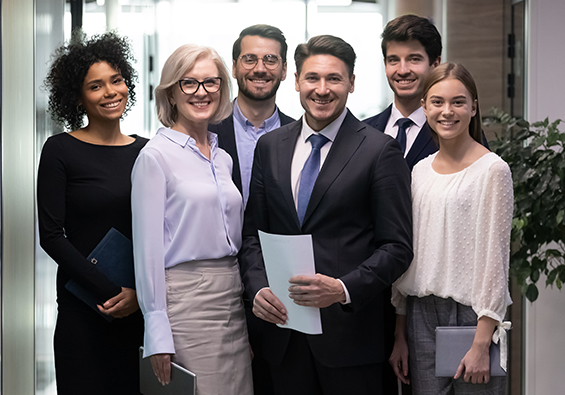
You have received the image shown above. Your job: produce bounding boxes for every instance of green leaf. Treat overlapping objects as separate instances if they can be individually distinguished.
[556,277,562,290]
[559,266,565,283]
[526,283,539,302]
[557,210,564,225]
[531,268,540,283]
[547,268,558,286]
[545,249,562,258]
[513,218,525,230]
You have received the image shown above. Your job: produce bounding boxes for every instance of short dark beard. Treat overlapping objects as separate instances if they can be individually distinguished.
[237,76,281,101]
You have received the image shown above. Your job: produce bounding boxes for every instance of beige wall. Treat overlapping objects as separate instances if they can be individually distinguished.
[525,0,565,393]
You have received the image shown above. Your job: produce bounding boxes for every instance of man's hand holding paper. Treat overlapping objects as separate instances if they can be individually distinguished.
[253,288,288,325]
[288,274,346,308]
[257,231,323,334]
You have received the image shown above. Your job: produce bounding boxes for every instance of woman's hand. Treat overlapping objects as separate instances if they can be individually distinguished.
[454,316,497,383]
[97,287,139,318]
[389,314,410,384]
[454,342,490,383]
[150,353,172,385]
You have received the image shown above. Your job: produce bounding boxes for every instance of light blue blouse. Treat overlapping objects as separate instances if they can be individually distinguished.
[132,127,243,357]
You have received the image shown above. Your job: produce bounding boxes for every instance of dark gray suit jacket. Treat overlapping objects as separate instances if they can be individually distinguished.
[239,110,413,367]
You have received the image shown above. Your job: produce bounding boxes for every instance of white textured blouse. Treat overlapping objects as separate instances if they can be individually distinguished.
[131,127,243,358]
[392,152,513,323]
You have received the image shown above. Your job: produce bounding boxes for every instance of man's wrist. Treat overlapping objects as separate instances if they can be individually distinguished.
[336,279,351,304]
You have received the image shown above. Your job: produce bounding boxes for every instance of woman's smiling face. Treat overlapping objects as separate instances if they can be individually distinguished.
[80,61,128,124]
[422,77,477,143]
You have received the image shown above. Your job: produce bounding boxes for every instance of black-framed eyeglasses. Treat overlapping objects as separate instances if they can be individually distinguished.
[238,54,282,70]
[178,77,222,95]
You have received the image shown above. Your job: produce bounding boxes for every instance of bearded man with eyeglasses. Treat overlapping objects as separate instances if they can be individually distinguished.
[208,24,294,395]
[209,24,294,207]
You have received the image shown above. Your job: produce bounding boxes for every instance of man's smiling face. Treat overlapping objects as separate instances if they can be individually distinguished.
[233,35,287,101]
[385,39,439,103]
[295,54,354,131]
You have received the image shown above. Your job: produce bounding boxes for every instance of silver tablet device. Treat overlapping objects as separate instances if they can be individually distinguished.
[139,347,196,395]
[435,326,506,377]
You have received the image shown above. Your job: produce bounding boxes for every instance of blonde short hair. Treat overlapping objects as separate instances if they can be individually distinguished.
[155,44,232,127]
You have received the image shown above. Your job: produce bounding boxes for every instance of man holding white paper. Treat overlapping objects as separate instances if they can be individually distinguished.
[239,35,413,395]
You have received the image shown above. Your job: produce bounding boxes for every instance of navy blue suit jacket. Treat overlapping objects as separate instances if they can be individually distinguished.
[363,104,438,170]
[209,109,294,193]
[239,111,413,367]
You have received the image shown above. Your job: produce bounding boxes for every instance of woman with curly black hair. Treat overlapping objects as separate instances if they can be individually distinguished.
[38,32,147,394]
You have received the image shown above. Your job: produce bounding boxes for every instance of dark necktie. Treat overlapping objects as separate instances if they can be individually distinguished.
[297,134,330,225]
[396,118,413,154]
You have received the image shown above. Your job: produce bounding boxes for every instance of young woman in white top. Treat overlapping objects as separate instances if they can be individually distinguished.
[390,62,513,394]
[131,44,252,395]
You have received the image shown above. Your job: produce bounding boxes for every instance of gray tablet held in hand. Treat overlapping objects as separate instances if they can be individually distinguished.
[139,347,196,395]
[435,326,506,377]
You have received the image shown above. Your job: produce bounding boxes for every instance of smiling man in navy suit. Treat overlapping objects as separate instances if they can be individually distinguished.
[240,35,413,395]
[362,15,442,394]
[363,15,442,170]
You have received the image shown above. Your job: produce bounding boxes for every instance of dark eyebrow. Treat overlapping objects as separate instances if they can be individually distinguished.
[85,73,122,85]
[452,95,468,100]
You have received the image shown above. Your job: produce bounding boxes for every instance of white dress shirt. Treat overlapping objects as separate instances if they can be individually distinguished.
[132,127,243,357]
[384,104,426,157]
[290,108,351,303]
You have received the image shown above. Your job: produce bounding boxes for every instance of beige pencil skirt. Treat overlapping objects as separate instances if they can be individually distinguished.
[165,257,253,395]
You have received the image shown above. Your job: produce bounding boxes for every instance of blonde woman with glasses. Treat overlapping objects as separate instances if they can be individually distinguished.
[132,44,253,395]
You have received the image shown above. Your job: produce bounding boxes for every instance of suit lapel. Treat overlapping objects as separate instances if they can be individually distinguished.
[277,122,302,228]
[405,121,437,169]
[375,104,392,132]
[302,111,366,225]
[213,115,244,192]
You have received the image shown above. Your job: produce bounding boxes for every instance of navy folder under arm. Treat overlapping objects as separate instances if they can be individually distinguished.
[65,227,135,322]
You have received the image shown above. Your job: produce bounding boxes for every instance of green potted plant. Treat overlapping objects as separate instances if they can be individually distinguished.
[488,109,565,302]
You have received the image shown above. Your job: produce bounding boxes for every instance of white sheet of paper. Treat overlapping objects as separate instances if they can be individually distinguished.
[258,230,323,335]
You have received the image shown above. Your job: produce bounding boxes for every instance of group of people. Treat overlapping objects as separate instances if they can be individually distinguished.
[37,14,513,395]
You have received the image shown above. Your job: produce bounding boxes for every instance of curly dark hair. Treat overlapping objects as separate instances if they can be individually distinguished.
[44,31,137,131]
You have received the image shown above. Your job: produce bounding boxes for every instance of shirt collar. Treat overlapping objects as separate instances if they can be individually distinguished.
[157,127,217,149]
[233,98,280,131]
[390,103,426,128]
[300,107,347,143]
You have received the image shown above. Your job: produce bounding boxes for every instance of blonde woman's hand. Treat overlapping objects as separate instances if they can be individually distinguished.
[150,353,172,385]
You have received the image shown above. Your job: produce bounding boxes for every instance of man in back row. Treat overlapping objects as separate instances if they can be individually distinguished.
[210,24,294,206]
[209,24,294,395]
[363,15,442,394]
[364,14,442,170]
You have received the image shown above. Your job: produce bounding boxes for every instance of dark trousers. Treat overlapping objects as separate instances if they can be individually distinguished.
[269,330,382,395]
[245,301,275,395]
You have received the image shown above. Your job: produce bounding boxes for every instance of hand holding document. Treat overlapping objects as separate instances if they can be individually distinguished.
[258,231,323,335]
